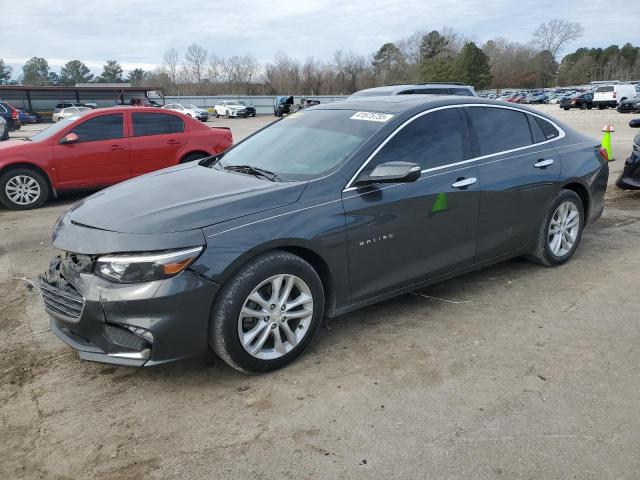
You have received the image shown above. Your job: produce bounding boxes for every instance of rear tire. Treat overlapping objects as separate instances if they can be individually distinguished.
[564,107,570,111]
[210,250,324,373]
[0,167,49,210]
[526,189,584,267]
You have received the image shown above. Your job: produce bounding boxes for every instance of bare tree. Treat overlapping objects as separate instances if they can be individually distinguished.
[184,44,208,84]
[533,19,584,58]
[163,48,179,86]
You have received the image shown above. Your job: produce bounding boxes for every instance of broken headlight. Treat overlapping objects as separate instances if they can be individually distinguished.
[95,247,203,283]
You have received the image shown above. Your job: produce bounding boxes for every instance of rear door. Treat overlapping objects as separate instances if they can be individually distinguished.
[343,107,481,302]
[129,111,186,175]
[52,113,130,188]
[467,106,561,259]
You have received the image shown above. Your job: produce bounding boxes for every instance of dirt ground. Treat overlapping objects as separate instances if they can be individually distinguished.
[1,106,640,480]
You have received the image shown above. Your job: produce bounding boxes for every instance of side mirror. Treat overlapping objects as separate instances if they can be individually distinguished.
[629,119,640,128]
[356,161,421,186]
[59,133,79,145]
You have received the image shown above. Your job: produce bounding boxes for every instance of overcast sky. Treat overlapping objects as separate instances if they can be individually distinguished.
[2,0,636,76]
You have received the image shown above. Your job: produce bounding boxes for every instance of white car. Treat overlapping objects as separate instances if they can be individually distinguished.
[52,106,91,122]
[162,103,209,122]
[213,101,248,118]
[593,83,638,109]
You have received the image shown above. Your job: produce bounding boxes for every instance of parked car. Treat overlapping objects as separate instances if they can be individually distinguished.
[273,96,294,117]
[617,95,640,113]
[238,100,256,117]
[38,96,608,372]
[616,118,640,189]
[18,110,38,124]
[0,101,21,132]
[129,98,162,108]
[52,106,91,122]
[560,92,594,110]
[0,117,8,141]
[593,83,637,109]
[214,101,248,118]
[162,103,209,121]
[348,83,477,100]
[0,107,232,210]
[53,103,83,114]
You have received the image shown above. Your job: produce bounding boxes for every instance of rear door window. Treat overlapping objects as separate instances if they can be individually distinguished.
[132,113,184,136]
[467,107,532,156]
[596,86,614,93]
[414,88,448,95]
[534,117,560,140]
[70,114,124,143]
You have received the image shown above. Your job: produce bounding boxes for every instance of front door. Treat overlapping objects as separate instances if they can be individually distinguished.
[342,107,481,303]
[52,113,130,188]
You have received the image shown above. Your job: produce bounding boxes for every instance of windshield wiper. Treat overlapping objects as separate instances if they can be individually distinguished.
[224,164,280,182]
[20,137,32,141]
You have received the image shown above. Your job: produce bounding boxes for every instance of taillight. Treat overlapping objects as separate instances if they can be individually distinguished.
[613,92,617,99]
[597,146,608,162]
[11,107,17,119]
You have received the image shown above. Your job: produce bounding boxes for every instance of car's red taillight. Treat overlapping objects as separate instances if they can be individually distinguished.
[10,107,17,119]
[597,146,608,162]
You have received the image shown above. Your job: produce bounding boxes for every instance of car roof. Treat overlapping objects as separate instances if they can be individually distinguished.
[353,84,474,95]
[311,95,561,116]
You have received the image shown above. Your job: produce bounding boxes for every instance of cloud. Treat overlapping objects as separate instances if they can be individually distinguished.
[3,0,635,76]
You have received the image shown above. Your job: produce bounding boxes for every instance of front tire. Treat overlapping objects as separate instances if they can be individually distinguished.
[210,250,325,373]
[0,168,49,210]
[526,189,584,267]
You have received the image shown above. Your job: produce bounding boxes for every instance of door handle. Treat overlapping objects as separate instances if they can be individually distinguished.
[167,139,182,145]
[108,145,125,151]
[451,177,477,189]
[534,158,554,168]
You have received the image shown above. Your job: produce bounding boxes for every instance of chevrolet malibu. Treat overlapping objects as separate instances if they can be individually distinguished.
[39,96,609,373]
[0,106,232,209]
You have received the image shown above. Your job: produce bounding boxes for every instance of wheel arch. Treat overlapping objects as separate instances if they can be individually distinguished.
[213,240,337,317]
[561,181,590,220]
[179,150,211,163]
[0,162,55,198]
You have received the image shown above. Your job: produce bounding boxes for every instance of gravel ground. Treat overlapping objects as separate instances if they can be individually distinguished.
[1,105,639,480]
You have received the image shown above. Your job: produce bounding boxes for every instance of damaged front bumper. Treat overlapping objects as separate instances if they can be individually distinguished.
[38,253,219,367]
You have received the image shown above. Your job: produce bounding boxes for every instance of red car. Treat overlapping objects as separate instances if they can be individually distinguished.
[0,107,232,209]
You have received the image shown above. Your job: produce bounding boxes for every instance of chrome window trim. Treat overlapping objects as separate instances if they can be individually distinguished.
[342,103,566,192]
[205,138,591,239]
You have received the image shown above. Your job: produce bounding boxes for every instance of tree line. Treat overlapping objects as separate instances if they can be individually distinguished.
[1,19,638,95]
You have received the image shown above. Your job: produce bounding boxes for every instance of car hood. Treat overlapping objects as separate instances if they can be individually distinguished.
[66,163,307,234]
[0,139,34,151]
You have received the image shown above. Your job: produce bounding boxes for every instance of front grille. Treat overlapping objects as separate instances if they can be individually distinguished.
[39,280,84,321]
[104,324,147,351]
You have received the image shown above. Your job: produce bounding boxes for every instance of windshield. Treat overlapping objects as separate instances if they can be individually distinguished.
[29,114,84,142]
[215,109,386,181]
[226,101,240,106]
[186,104,198,109]
[238,101,248,105]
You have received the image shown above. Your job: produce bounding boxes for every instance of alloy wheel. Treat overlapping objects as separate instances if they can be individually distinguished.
[548,201,579,257]
[5,174,41,206]
[238,274,314,360]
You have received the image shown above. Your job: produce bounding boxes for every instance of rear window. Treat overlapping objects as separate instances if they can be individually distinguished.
[132,113,184,136]
[596,86,614,92]
[413,88,449,95]
[449,88,474,96]
[467,106,532,155]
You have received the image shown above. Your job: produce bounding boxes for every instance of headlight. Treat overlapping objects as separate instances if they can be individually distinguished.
[95,247,203,283]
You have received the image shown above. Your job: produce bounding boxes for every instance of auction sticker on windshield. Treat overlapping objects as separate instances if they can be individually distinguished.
[350,111,394,122]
